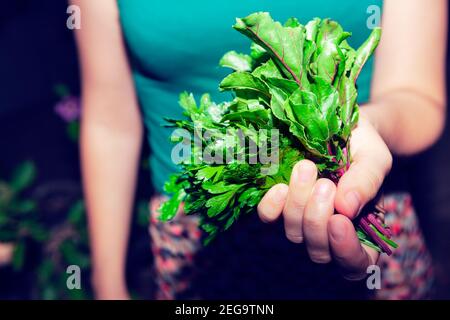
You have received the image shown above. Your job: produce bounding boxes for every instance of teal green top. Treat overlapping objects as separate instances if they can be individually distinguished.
[117,0,382,193]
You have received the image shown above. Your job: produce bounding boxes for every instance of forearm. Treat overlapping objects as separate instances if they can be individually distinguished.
[362,89,445,156]
[81,100,143,289]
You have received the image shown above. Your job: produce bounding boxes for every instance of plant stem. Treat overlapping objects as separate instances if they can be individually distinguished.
[359,216,392,255]
[367,213,391,239]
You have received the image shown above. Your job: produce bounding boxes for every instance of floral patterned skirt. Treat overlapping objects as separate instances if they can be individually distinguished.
[376,193,434,299]
[149,192,433,300]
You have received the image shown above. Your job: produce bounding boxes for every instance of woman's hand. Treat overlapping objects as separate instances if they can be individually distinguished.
[257,114,392,279]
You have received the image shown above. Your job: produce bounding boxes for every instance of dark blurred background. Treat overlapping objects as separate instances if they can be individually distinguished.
[0,0,153,299]
[0,1,449,299]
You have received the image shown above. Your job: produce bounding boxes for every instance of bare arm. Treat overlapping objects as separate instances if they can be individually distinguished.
[72,0,142,299]
[364,0,447,155]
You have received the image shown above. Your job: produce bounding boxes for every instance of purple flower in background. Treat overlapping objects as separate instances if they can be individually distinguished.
[54,96,81,122]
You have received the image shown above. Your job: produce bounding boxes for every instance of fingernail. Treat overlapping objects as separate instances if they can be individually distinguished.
[345,191,361,215]
[296,162,315,183]
[313,181,333,201]
[330,220,346,241]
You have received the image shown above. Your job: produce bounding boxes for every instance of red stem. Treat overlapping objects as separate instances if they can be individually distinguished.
[367,213,391,239]
[359,217,392,255]
[330,144,392,254]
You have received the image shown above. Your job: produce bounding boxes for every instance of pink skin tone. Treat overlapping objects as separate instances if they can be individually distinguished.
[258,115,388,279]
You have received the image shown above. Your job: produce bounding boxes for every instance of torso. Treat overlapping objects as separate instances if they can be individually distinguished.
[117,0,382,193]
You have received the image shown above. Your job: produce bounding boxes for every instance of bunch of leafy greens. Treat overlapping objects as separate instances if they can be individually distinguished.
[158,12,397,254]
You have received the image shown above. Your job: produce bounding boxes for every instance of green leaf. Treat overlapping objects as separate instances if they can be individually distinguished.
[12,241,26,271]
[288,121,326,155]
[0,182,13,206]
[163,174,183,194]
[314,19,350,83]
[67,121,80,141]
[10,161,36,192]
[221,108,270,127]
[27,222,48,242]
[223,206,242,231]
[233,12,306,86]
[0,214,8,226]
[38,258,54,282]
[0,230,17,242]
[268,86,289,122]
[350,28,381,82]
[305,18,321,41]
[350,104,360,129]
[204,182,244,195]
[219,72,270,99]
[310,77,340,136]
[68,200,85,224]
[206,190,236,217]
[289,89,329,141]
[60,241,90,268]
[220,51,253,72]
[264,77,299,95]
[250,42,267,60]
[202,223,219,245]
[42,286,58,300]
[196,166,224,183]
[200,93,212,109]
[239,187,263,207]
[11,199,36,213]
[338,75,358,132]
[284,17,301,28]
[183,194,206,214]
[179,91,198,115]
[137,201,150,227]
[158,187,186,221]
[252,59,283,79]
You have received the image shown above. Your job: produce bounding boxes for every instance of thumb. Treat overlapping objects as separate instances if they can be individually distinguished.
[335,116,392,219]
[328,214,379,280]
[335,142,392,219]
[334,159,388,219]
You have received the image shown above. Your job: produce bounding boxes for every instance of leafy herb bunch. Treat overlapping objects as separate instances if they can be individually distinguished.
[159,12,397,254]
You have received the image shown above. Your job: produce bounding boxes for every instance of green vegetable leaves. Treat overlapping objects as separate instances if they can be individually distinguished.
[158,175,186,221]
[233,12,306,86]
[159,12,381,246]
[220,72,270,99]
[220,51,253,72]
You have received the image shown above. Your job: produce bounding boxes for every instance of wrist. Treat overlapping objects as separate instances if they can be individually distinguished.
[92,267,127,288]
[92,272,129,300]
[359,103,393,150]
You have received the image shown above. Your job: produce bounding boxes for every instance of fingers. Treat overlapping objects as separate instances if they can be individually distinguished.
[328,214,379,280]
[335,123,392,219]
[257,183,289,223]
[334,161,382,219]
[303,179,336,263]
[283,160,317,243]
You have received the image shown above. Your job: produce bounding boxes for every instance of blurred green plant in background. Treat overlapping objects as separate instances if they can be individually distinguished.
[0,161,43,271]
[0,160,151,299]
[36,199,91,300]
[0,162,92,299]
[0,84,152,299]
